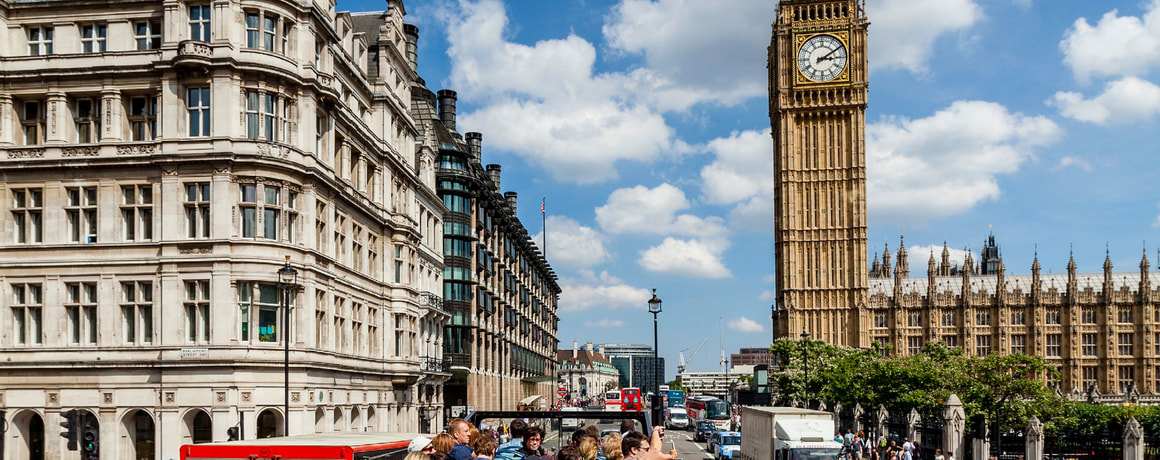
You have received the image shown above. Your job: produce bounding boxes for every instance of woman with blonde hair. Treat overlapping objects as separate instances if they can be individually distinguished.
[578,437,598,460]
[601,433,623,460]
[432,433,456,454]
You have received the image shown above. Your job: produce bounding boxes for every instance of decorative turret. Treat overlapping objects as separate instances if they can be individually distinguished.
[1067,249,1078,299]
[1103,248,1115,301]
[895,236,909,280]
[1031,251,1042,304]
[928,251,937,278]
[996,252,1006,306]
[940,242,951,276]
[882,242,892,277]
[871,252,881,278]
[961,252,974,304]
[980,233,1001,275]
[1141,249,1151,303]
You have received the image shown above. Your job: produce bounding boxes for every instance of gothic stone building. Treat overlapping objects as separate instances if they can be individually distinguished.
[0,0,451,458]
[768,0,1160,398]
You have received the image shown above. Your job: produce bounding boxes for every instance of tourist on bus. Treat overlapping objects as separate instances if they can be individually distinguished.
[620,432,648,460]
[475,439,498,460]
[520,426,551,460]
[449,419,475,460]
[433,433,456,454]
[602,433,623,460]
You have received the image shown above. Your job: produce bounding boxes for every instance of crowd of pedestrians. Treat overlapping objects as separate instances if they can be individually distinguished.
[404,417,679,460]
[835,429,953,460]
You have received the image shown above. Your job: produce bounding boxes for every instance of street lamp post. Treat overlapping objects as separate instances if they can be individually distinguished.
[278,256,298,437]
[648,289,663,428]
[799,329,809,409]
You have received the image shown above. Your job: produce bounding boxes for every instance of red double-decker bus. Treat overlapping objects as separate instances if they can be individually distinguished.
[621,387,643,412]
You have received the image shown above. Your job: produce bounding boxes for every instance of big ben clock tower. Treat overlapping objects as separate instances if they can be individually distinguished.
[769,0,869,347]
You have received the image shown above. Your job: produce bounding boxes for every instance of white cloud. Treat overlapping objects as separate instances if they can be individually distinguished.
[1154,202,1160,228]
[759,290,775,301]
[533,215,610,269]
[1059,1,1160,85]
[1049,77,1160,124]
[1013,0,1032,10]
[602,0,771,111]
[1054,156,1093,172]
[867,100,1062,223]
[443,0,689,184]
[700,128,772,205]
[558,270,651,313]
[907,244,971,270]
[595,184,728,237]
[867,0,984,73]
[639,237,731,278]
[584,319,626,328]
[728,317,764,333]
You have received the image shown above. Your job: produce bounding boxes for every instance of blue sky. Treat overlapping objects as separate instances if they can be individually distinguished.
[346,0,1160,378]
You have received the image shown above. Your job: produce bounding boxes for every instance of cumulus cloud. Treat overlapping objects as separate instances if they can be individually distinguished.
[602,0,771,111]
[908,244,972,271]
[558,270,652,313]
[1059,1,1160,84]
[585,319,626,328]
[728,317,764,333]
[697,128,775,232]
[1054,156,1093,172]
[759,290,775,301]
[867,0,984,73]
[1049,77,1160,124]
[533,215,610,269]
[595,184,728,237]
[639,237,731,278]
[1013,0,1032,9]
[867,100,1062,223]
[443,0,689,184]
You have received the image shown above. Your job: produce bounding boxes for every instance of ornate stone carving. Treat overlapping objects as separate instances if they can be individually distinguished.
[7,148,45,159]
[62,146,100,157]
[242,392,251,403]
[103,392,113,404]
[292,392,301,403]
[256,142,289,159]
[48,392,59,404]
[117,143,156,155]
[216,391,226,403]
[166,392,175,403]
[178,246,213,254]
[180,41,212,57]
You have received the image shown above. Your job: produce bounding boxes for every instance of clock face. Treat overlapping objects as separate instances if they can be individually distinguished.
[797,34,848,82]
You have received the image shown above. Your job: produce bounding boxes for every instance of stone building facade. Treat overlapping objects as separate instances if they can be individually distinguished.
[868,238,1160,399]
[557,341,620,402]
[0,0,450,458]
[428,90,561,413]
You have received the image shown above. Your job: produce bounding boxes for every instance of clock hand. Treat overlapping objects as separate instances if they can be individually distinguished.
[818,48,841,62]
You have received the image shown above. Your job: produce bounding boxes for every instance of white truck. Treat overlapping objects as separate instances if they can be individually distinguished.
[740,407,843,460]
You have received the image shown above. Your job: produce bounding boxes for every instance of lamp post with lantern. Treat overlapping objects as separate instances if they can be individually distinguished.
[278,256,298,436]
[648,289,663,428]
[799,329,809,408]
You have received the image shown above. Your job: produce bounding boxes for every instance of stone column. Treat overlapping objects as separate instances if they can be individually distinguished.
[943,395,965,460]
[100,90,122,142]
[0,94,13,145]
[1025,416,1043,460]
[46,91,67,143]
[1125,417,1144,460]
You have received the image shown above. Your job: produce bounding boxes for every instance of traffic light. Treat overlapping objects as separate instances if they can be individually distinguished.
[227,426,239,441]
[59,409,78,451]
[82,427,99,457]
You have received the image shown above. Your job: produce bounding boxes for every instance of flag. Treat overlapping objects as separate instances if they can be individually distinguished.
[541,197,545,215]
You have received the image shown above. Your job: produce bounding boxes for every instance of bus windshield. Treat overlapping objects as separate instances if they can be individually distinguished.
[706,400,729,419]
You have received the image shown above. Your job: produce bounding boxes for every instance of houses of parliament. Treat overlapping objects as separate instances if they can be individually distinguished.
[768,0,1159,399]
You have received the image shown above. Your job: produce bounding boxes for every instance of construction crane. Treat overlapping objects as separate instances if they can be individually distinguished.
[677,338,709,375]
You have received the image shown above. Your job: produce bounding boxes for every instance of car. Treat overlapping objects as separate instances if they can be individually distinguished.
[666,412,690,430]
[707,429,720,452]
[694,420,715,442]
[712,431,740,460]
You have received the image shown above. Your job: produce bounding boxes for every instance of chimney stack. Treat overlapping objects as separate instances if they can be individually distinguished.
[486,164,501,189]
[403,24,419,73]
[466,132,483,160]
[504,191,517,210]
[573,339,578,358]
[437,89,457,132]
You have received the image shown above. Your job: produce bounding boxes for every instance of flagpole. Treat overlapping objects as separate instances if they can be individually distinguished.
[541,197,547,260]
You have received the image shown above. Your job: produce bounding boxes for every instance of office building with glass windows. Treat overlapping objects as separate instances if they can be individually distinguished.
[427,90,561,412]
[0,1,451,459]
